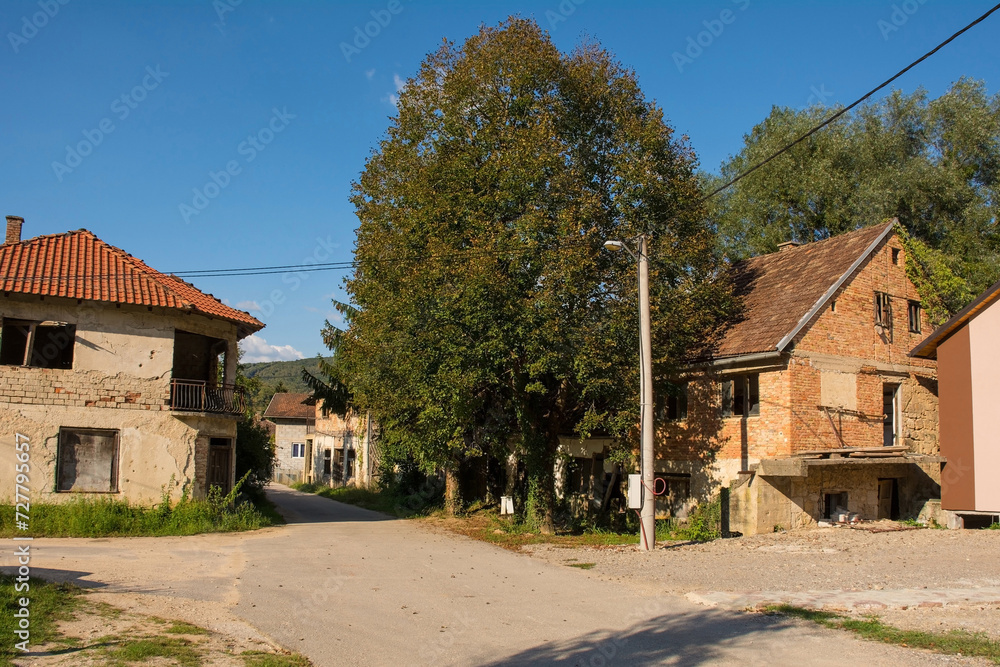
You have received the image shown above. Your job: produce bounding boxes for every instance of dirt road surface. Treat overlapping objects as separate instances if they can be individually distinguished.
[2,485,990,666]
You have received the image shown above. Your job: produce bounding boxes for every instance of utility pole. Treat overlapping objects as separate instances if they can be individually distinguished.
[604,234,655,550]
[637,235,655,550]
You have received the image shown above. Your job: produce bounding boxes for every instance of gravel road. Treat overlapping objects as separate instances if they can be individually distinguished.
[4,488,995,666]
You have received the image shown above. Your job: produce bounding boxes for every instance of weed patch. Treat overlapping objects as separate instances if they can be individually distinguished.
[243,651,314,666]
[765,605,1000,663]
[0,482,281,538]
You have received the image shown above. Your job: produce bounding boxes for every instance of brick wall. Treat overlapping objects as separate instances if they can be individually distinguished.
[0,366,170,410]
[657,231,939,497]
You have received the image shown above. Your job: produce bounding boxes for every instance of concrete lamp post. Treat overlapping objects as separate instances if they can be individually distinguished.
[603,235,655,551]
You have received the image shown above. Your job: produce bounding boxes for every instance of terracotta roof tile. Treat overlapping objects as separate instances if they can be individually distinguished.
[263,393,315,420]
[709,221,894,359]
[0,229,263,336]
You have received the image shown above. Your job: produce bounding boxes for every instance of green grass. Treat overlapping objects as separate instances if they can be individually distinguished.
[566,562,596,570]
[100,636,202,666]
[242,651,314,667]
[766,605,1000,663]
[0,575,81,666]
[0,488,282,538]
[165,620,211,635]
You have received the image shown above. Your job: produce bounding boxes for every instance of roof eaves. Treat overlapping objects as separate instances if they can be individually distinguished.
[775,219,896,352]
[910,276,1000,359]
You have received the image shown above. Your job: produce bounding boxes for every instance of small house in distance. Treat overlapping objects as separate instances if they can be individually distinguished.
[911,279,1000,527]
[0,216,264,503]
[658,220,942,534]
[265,392,373,487]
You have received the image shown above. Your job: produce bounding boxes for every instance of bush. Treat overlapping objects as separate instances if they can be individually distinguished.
[236,416,276,493]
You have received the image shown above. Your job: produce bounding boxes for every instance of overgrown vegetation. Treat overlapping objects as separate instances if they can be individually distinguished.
[766,605,1000,664]
[0,576,80,666]
[0,479,281,538]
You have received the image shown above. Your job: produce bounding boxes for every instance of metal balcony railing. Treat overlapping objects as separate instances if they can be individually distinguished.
[170,379,247,415]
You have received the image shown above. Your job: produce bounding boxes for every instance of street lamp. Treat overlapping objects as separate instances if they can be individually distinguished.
[604,234,655,551]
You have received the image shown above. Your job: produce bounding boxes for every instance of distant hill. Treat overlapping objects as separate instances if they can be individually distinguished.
[242,357,332,394]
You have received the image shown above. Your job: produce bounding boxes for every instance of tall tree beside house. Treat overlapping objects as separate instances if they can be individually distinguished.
[340,18,730,529]
[706,78,999,323]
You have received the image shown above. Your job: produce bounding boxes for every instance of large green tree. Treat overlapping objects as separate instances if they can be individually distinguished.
[342,18,728,529]
[707,78,1000,322]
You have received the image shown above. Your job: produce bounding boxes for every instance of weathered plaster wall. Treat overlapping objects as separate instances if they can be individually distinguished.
[273,420,307,481]
[0,296,243,503]
[0,404,235,503]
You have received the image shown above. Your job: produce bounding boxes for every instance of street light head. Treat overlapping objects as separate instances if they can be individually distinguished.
[604,240,624,252]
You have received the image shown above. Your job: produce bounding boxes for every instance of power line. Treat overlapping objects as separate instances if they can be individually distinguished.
[701,1,1000,202]
[7,4,997,282]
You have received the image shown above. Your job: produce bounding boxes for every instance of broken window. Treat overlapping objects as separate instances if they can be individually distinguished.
[323,449,332,475]
[172,330,227,384]
[908,301,922,334]
[722,374,759,418]
[874,292,892,328]
[654,473,691,518]
[0,319,75,369]
[57,428,118,493]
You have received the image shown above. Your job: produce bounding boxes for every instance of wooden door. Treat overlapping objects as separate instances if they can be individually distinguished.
[207,440,232,495]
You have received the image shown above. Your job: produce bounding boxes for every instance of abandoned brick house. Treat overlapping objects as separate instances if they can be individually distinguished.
[911,277,1000,525]
[655,220,941,534]
[0,216,263,503]
[266,392,371,487]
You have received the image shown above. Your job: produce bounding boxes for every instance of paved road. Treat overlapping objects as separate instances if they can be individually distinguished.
[5,485,981,666]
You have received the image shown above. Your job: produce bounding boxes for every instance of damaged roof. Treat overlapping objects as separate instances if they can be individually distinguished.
[263,392,315,420]
[0,228,264,338]
[708,220,895,359]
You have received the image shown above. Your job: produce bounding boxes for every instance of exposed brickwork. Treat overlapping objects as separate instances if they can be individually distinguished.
[658,232,940,496]
[0,366,170,410]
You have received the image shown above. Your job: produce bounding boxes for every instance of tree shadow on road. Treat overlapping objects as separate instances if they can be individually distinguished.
[474,608,841,666]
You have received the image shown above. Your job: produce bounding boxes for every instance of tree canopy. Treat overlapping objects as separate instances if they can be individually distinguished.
[707,78,1000,322]
[338,18,729,528]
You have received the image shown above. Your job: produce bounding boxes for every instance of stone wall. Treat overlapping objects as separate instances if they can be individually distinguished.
[730,460,942,535]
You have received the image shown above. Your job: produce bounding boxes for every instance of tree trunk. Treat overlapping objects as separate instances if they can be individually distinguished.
[444,459,461,517]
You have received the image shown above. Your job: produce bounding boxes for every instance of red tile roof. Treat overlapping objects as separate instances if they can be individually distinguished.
[263,392,315,420]
[708,221,894,359]
[0,229,263,337]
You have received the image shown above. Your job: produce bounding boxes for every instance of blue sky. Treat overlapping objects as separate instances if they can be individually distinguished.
[2,0,998,361]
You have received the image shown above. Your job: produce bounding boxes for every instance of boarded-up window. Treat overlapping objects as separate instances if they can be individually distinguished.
[57,428,118,492]
[820,371,857,410]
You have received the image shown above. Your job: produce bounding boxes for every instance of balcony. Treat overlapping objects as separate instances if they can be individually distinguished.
[170,379,247,415]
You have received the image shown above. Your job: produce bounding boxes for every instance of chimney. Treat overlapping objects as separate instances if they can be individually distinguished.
[5,216,24,245]
[777,240,802,252]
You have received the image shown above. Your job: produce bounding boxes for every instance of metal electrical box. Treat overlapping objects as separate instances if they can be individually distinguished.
[499,495,514,515]
[627,474,642,510]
